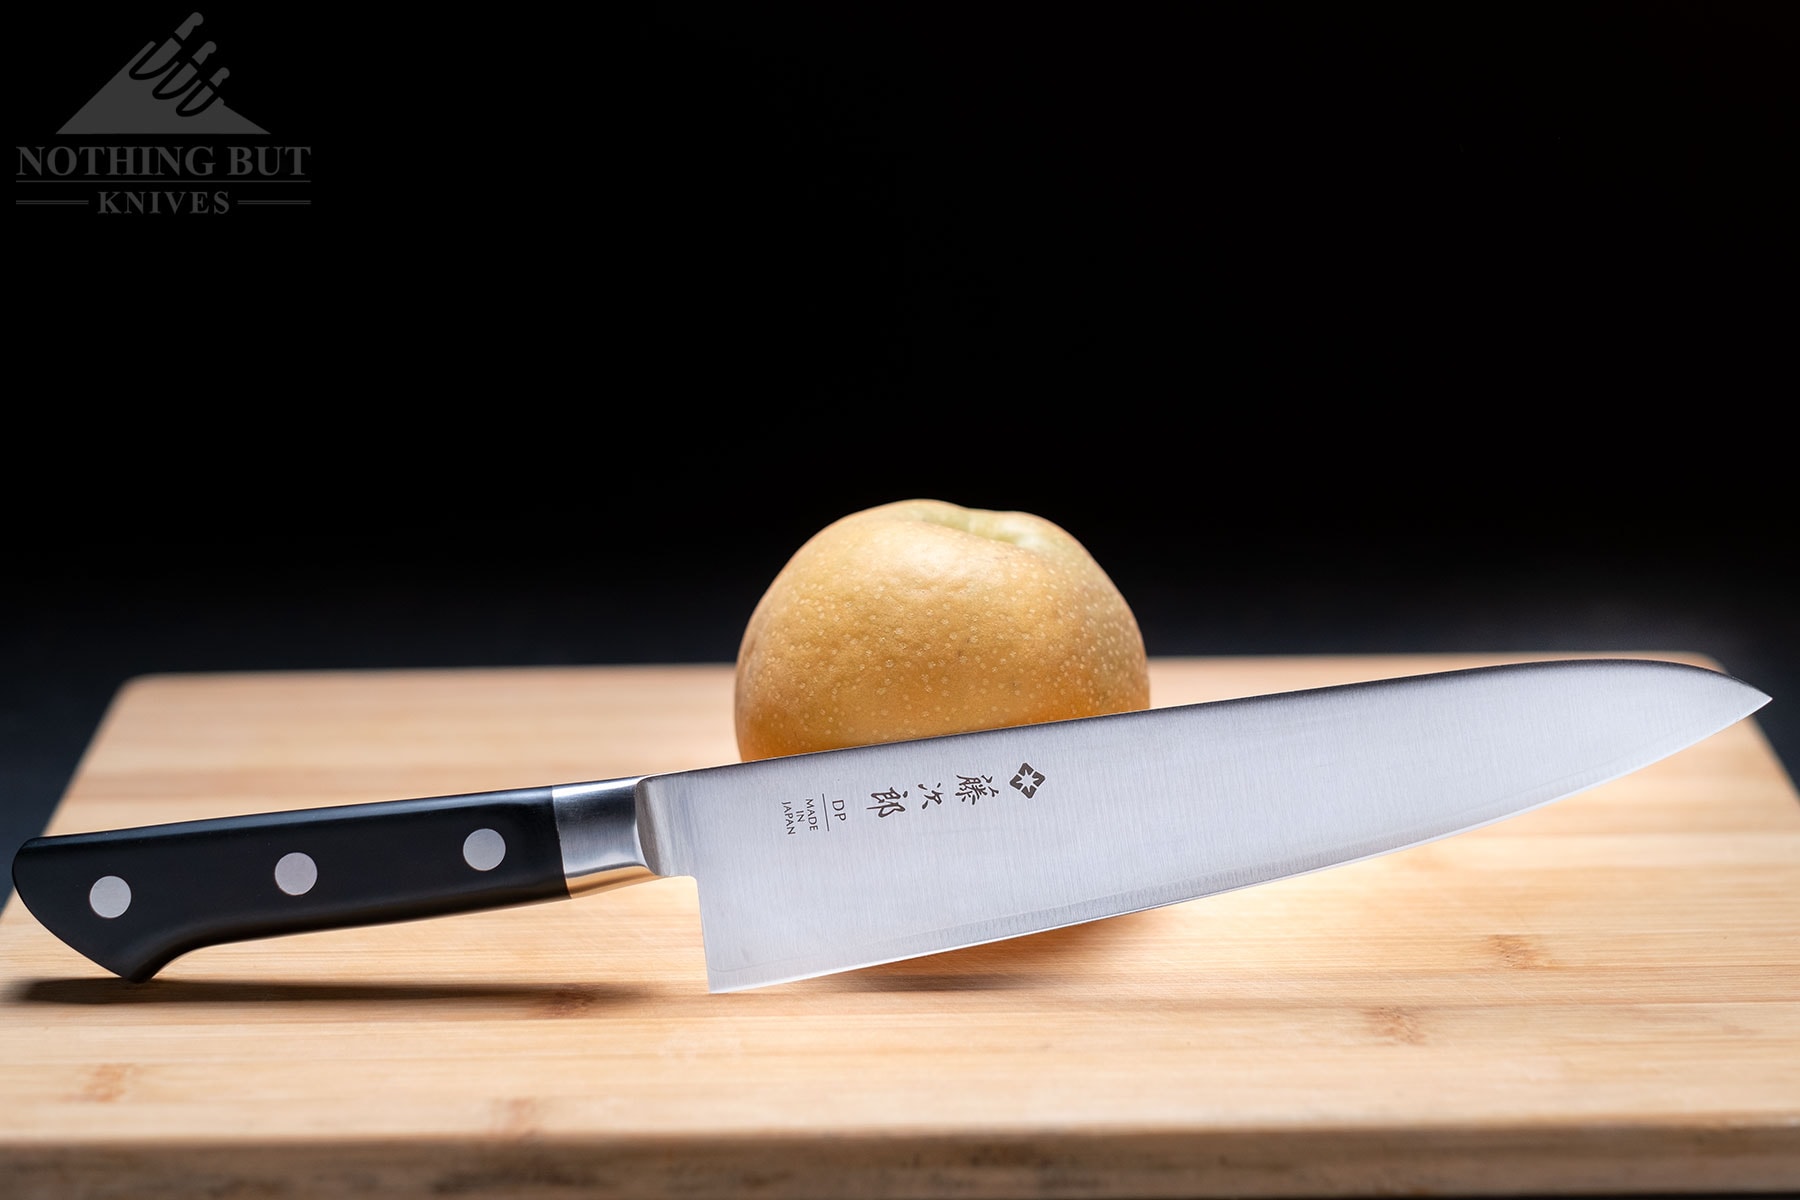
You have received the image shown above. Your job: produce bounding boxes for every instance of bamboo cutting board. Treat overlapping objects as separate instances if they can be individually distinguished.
[2,654,1797,1199]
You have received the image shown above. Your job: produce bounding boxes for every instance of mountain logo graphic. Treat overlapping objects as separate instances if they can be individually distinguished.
[59,12,267,135]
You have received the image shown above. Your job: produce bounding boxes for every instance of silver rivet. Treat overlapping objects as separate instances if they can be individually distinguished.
[463,827,505,871]
[274,851,317,896]
[89,875,131,918]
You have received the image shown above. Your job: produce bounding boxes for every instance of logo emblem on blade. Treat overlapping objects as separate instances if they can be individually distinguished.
[1010,763,1047,798]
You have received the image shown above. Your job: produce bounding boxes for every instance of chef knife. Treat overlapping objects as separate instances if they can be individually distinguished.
[9,658,1769,992]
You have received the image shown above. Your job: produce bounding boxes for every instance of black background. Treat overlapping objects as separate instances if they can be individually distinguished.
[7,5,1796,919]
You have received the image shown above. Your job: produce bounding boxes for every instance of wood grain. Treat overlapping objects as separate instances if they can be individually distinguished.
[3,654,1796,1199]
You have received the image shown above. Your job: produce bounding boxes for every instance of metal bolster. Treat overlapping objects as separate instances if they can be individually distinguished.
[550,777,655,896]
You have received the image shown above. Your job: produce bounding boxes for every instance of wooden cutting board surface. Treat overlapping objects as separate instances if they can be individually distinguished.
[3,654,1797,1199]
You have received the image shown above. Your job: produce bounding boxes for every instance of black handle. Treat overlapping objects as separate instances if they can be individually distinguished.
[10,787,570,982]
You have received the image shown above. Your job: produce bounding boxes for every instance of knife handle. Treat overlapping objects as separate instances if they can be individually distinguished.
[10,786,589,983]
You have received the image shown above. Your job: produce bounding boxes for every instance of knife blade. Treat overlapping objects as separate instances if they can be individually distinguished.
[9,658,1769,992]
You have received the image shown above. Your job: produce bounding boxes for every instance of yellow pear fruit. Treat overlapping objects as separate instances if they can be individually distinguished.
[735,499,1151,761]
